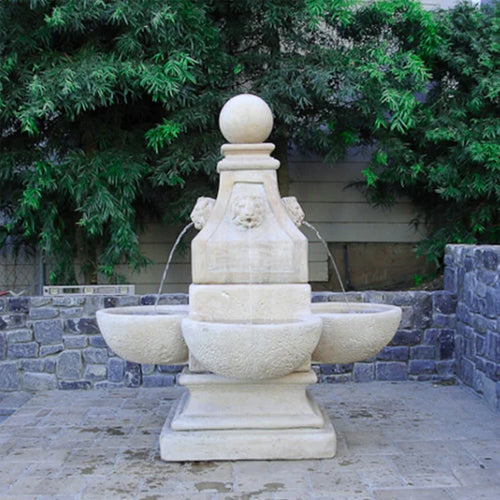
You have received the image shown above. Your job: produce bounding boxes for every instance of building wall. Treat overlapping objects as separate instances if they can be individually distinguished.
[288,152,429,289]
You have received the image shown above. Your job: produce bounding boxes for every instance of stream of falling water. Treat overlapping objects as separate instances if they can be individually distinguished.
[154,222,194,311]
[302,221,351,309]
[247,222,254,324]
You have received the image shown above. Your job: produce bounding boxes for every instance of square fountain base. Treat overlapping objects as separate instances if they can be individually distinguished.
[159,369,336,461]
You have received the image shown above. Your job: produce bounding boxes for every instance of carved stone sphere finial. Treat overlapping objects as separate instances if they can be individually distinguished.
[219,94,274,144]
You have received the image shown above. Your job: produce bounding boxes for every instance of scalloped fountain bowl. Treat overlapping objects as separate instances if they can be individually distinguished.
[311,302,402,364]
[182,315,322,380]
[96,305,189,365]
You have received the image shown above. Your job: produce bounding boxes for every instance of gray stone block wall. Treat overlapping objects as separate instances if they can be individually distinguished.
[445,245,500,411]
[0,244,498,412]
[312,289,456,385]
[0,294,187,391]
[0,288,456,392]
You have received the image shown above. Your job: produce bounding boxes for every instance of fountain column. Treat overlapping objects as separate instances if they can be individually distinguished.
[97,93,402,462]
[159,94,336,460]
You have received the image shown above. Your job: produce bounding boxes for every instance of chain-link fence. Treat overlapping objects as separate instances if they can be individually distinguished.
[0,242,41,296]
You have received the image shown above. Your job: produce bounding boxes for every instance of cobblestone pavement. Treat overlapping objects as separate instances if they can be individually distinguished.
[0,381,498,499]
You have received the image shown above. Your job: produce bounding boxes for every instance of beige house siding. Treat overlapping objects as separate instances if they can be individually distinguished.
[289,159,422,243]
[421,0,472,8]
[113,224,193,295]
[289,152,426,287]
[119,148,425,294]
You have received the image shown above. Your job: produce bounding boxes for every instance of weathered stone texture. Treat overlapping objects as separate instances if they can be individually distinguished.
[83,347,107,364]
[40,344,63,357]
[63,335,88,349]
[7,297,30,313]
[23,372,57,391]
[142,374,175,387]
[29,307,58,319]
[107,357,125,383]
[0,332,6,361]
[8,342,38,359]
[6,329,32,343]
[0,252,497,408]
[33,320,63,344]
[376,362,407,381]
[84,364,107,380]
[446,244,500,411]
[56,351,82,379]
[124,361,142,387]
[0,362,19,390]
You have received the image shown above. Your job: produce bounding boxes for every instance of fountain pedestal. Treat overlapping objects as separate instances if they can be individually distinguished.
[160,369,336,461]
[96,94,402,462]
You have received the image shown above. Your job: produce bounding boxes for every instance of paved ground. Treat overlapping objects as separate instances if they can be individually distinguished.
[0,381,498,499]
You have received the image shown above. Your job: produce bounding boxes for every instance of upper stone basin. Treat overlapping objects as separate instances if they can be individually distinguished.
[96,305,189,365]
[182,315,322,380]
[311,302,402,364]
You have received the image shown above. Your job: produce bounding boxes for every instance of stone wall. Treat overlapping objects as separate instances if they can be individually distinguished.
[2,244,498,411]
[0,289,456,392]
[444,245,500,411]
[0,294,188,391]
[313,290,456,384]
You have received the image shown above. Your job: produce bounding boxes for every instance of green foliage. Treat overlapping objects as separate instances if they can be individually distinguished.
[0,0,220,283]
[1,0,497,282]
[359,1,500,266]
[0,0,387,283]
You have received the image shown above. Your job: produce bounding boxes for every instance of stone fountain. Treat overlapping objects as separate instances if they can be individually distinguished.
[96,94,402,461]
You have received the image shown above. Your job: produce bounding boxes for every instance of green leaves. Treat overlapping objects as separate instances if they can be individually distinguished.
[0,0,216,283]
[145,120,182,154]
[380,88,418,133]
[360,1,500,265]
[0,0,498,282]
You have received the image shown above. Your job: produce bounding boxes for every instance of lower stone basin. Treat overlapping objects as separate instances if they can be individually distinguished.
[96,305,189,365]
[311,302,402,364]
[182,316,322,380]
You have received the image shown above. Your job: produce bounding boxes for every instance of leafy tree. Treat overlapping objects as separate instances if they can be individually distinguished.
[0,0,222,283]
[358,1,500,266]
[0,0,460,283]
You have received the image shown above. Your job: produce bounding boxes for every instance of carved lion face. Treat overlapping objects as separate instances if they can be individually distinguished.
[231,195,265,229]
[190,197,215,230]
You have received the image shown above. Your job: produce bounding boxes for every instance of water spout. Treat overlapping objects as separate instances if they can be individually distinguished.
[154,222,194,310]
[302,221,350,308]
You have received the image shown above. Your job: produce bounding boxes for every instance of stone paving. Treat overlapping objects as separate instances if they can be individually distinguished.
[0,381,498,499]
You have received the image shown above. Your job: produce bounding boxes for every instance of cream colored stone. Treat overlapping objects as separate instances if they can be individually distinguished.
[171,370,323,430]
[311,302,402,364]
[282,196,305,227]
[190,197,215,230]
[188,284,311,322]
[192,168,308,284]
[219,94,273,144]
[160,410,336,461]
[182,315,321,380]
[217,143,280,171]
[96,305,189,365]
[95,93,404,462]
[160,369,336,461]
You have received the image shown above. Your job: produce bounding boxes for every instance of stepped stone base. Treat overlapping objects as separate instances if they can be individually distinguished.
[159,369,336,461]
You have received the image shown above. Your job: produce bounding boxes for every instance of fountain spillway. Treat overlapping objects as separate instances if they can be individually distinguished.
[96,94,402,461]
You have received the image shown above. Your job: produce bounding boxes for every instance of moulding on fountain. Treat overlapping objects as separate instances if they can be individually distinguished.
[96,93,402,462]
